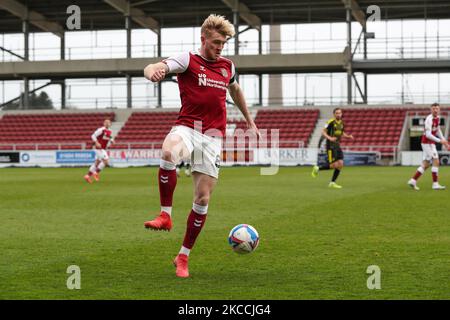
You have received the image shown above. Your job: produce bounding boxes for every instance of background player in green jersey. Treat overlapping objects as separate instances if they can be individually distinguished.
[312,108,354,188]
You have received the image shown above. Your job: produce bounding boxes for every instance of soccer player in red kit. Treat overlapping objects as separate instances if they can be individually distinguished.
[408,103,449,190]
[84,119,114,184]
[143,14,259,278]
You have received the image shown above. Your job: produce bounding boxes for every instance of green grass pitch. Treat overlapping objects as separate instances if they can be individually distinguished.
[1,166,449,299]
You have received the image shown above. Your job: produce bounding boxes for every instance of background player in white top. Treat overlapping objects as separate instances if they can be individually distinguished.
[84,119,114,184]
[142,14,259,278]
[408,103,449,190]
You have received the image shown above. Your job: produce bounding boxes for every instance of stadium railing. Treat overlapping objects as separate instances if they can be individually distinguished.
[0,140,307,151]
[0,142,87,151]
[340,145,400,164]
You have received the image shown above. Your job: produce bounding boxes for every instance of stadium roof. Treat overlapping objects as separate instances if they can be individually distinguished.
[1,0,450,34]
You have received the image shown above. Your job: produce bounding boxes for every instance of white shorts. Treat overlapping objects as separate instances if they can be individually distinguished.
[95,149,109,161]
[422,143,438,161]
[168,125,222,179]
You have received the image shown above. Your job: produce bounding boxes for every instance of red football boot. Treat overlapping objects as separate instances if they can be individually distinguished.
[144,212,172,231]
[83,174,92,184]
[173,254,189,278]
[93,172,100,182]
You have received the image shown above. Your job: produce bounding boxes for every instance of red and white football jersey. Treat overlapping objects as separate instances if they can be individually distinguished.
[163,51,236,136]
[92,127,113,149]
[421,114,442,144]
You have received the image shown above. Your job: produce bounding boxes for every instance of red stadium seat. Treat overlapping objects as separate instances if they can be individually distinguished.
[0,112,115,151]
[113,111,178,149]
[340,108,407,157]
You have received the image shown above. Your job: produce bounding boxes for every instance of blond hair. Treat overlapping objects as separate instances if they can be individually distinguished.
[201,14,235,39]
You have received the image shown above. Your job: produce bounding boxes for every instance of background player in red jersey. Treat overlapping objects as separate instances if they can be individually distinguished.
[84,119,114,184]
[408,103,449,190]
[143,14,259,278]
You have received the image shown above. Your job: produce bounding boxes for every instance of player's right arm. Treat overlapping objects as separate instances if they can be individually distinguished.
[322,120,337,142]
[144,62,169,83]
[424,116,446,145]
[144,52,190,83]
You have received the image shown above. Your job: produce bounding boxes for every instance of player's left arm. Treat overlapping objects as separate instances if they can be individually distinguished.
[342,124,354,140]
[343,132,354,140]
[437,127,449,149]
[228,82,260,137]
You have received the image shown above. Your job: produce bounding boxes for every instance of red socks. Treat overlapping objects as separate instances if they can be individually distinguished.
[413,171,422,180]
[412,166,440,183]
[432,167,439,183]
[158,165,177,207]
[182,205,208,250]
[159,157,209,253]
[412,166,424,181]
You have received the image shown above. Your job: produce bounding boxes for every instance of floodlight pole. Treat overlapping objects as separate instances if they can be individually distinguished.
[61,32,66,109]
[258,26,263,106]
[126,16,131,58]
[157,28,162,108]
[233,9,239,56]
[126,12,132,109]
[233,8,240,87]
[363,25,368,104]
[346,2,353,105]
[22,19,29,109]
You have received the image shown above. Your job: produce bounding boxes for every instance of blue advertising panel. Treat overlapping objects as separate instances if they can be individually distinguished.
[318,151,378,166]
[56,151,96,164]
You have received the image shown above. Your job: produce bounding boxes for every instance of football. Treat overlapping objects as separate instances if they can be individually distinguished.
[228,224,260,254]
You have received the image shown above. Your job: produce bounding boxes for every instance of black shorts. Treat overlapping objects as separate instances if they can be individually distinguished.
[327,146,343,164]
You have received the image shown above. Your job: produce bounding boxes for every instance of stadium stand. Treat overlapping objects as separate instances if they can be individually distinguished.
[254,109,320,148]
[224,109,319,148]
[111,109,320,150]
[340,108,407,157]
[2,107,444,158]
[0,112,115,150]
[223,109,319,148]
[111,111,178,149]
